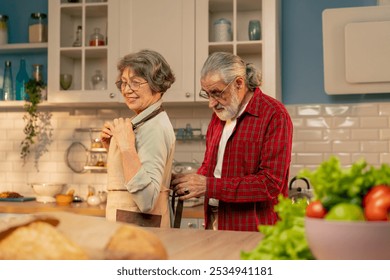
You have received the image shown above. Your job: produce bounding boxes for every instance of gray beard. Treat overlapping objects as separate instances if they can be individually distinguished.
[215,86,241,121]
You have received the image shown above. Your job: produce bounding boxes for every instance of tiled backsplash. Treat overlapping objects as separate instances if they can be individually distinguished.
[1,102,390,197]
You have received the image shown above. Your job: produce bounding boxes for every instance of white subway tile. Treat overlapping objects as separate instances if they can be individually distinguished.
[351,129,379,140]
[296,105,321,116]
[351,103,379,116]
[304,141,332,152]
[296,153,323,165]
[360,117,388,128]
[333,117,359,128]
[324,105,350,116]
[380,129,390,140]
[351,153,379,165]
[360,141,388,152]
[332,141,360,152]
[306,117,331,128]
[324,129,351,141]
[293,129,323,141]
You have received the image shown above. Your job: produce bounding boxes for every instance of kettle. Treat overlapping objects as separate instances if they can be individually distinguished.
[288,176,313,204]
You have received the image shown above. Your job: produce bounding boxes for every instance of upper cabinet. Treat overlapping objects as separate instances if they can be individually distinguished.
[119,0,195,103]
[195,0,281,101]
[48,0,121,103]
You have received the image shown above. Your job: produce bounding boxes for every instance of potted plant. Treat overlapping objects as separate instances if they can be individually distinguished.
[20,79,53,171]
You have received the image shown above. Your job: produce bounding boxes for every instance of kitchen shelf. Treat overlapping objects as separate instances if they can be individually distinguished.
[0,43,48,54]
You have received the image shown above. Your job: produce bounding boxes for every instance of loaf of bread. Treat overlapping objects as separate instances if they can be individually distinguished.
[0,221,88,260]
[0,213,168,260]
[105,224,168,260]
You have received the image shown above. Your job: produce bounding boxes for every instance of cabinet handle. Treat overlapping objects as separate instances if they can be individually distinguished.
[185,92,191,98]
[109,92,116,99]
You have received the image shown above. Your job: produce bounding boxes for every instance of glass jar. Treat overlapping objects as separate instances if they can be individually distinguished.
[248,20,261,41]
[89,27,105,46]
[32,64,43,82]
[0,14,8,45]
[91,69,107,90]
[213,18,232,42]
[29,13,48,43]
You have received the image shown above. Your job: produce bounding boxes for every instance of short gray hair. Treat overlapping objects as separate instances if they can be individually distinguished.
[200,52,261,91]
[117,49,176,95]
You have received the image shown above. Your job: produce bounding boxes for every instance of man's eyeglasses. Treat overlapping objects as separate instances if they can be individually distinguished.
[198,77,237,100]
[115,80,148,92]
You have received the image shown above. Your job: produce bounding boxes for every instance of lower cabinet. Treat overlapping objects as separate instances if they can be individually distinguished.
[181,218,205,229]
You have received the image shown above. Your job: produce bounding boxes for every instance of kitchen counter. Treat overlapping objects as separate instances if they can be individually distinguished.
[148,227,262,260]
[0,201,204,219]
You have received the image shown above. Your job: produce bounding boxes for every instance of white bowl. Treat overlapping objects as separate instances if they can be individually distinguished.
[31,183,65,203]
[305,217,390,260]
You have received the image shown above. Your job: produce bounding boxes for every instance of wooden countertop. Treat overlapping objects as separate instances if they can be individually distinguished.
[148,227,262,260]
[0,201,204,219]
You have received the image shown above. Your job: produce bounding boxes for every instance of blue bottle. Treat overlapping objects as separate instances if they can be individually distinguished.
[15,59,29,100]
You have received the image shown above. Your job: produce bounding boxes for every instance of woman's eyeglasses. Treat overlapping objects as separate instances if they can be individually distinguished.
[198,77,237,100]
[115,80,148,92]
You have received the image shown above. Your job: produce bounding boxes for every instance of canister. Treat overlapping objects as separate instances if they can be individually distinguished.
[213,18,232,42]
[29,13,48,43]
[0,14,8,45]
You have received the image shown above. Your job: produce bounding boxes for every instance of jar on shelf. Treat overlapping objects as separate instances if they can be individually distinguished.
[72,25,82,47]
[213,18,232,42]
[29,13,48,43]
[0,14,8,45]
[89,27,105,46]
[91,69,107,90]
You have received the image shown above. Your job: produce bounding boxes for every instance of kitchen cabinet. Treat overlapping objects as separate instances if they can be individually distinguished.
[119,0,195,103]
[195,0,281,101]
[181,218,205,229]
[47,0,121,103]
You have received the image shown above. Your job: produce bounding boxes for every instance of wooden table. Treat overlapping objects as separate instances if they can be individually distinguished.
[148,227,262,260]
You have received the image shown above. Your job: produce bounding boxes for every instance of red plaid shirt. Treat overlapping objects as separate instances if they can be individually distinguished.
[197,88,293,231]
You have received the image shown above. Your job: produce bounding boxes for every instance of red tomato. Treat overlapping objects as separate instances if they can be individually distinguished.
[364,194,390,221]
[306,200,327,218]
[363,185,390,207]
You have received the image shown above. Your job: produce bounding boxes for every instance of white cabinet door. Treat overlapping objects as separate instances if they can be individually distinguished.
[119,0,195,103]
[195,0,281,101]
[48,0,121,103]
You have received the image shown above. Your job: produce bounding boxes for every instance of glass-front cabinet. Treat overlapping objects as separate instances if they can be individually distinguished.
[48,0,120,103]
[195,0,281,101]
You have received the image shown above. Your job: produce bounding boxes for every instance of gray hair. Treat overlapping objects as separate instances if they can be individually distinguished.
[117,49,176,95]
[200,52,262,91]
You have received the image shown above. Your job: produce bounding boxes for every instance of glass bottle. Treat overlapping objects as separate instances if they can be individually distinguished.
[73,25,82,47]
[15,59,30,100]
[29,13,48,43]
[2,60,14,101]
[89,27,105,46]
[0,14,8,45]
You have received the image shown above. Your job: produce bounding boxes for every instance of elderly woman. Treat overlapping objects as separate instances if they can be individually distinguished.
[101,49,176,228]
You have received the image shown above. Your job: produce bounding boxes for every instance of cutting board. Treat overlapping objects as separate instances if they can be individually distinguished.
[0,197,36,202]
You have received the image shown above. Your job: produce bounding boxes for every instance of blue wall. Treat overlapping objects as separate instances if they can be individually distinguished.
[0,0,48,84]
[282,0,390,104]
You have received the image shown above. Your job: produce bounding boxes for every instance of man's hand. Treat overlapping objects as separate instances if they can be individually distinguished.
[171,173,207,200]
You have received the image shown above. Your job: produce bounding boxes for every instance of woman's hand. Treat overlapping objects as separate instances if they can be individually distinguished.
[101,121,113,150]
[101,118,135,152]
[111,118,135,152]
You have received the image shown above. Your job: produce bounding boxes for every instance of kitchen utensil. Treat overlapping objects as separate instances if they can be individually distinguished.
[31,183,65,203]
[56,194,73,206]
[288,176,313,203]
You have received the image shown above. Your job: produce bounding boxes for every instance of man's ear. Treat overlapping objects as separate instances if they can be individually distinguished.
[236,76,245,89]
